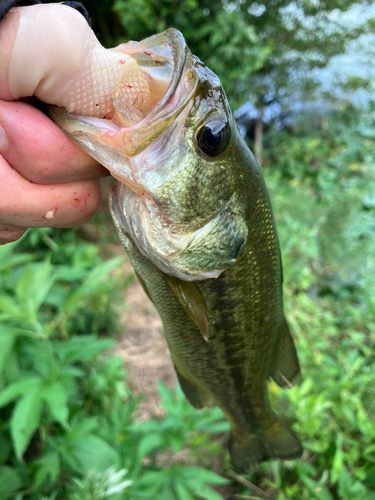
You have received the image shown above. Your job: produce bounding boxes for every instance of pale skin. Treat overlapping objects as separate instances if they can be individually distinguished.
[0,3,131,244]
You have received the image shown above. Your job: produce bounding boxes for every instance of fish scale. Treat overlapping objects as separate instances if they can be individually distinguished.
[50,28,302,472]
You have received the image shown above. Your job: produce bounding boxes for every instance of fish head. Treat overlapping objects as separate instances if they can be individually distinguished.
[49,29,248,281]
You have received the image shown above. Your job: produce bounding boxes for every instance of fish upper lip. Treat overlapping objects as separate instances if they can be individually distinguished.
[47,29,199,162]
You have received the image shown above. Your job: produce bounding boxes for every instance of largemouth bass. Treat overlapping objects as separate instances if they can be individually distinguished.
[50,29,302,471]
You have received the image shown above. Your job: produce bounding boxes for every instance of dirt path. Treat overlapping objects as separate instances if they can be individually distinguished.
[115,257,177,420]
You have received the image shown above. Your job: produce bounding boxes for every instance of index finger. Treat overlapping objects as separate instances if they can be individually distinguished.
[0,100,108,184]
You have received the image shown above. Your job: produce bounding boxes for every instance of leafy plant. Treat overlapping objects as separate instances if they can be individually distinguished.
[0,232,228,499]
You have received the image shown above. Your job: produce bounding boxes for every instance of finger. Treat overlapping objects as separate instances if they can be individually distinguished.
[0,100,108,184]
[0,155,102,229]
[0,4,139,117]
[0,224,26,245]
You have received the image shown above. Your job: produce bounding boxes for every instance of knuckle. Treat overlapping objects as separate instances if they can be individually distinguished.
[0,227,26,245]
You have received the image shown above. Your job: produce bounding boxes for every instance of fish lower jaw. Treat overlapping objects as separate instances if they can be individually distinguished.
[66,113,121,132]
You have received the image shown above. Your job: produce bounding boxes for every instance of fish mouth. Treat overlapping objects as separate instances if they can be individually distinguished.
[48,29,198,177]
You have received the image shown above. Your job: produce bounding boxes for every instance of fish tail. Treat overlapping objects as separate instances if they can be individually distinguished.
[228,417,302,473]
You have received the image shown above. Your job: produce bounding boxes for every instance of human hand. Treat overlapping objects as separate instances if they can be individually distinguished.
[0,3,123,244]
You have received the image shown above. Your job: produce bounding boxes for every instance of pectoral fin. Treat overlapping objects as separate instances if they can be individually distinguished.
[134,270,154,304]
[174,364,208,409]
[165,276,209,341]
[270,319,301,387]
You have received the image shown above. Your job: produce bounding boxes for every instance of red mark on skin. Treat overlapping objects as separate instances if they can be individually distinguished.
[155,60,161,65]
[125,85,133,88]
[119,59,126,65]
[84,194,91,207]
[141,192,145,197]
[29,180,33,183]
[148,210,151,214]
[143,51,151,56]
[74,199,81,202]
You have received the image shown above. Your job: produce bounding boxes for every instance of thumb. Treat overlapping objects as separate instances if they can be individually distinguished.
[0,3,145,117]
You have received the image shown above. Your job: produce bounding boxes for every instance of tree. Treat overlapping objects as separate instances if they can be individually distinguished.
[88,0,374,163]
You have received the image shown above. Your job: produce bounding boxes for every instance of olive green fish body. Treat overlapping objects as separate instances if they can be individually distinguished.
[110,141,302,470]
[50,28,302,471]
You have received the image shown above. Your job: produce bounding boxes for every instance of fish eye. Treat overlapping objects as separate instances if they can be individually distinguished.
[196,120,230,157]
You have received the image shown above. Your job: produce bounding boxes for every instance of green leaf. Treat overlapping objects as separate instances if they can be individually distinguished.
[15,266,34,320]
[0,376,42,408]
[11,389,43,459]
[0,466,22,494]
[3,349,21,383]
[175,480,195,500]
[178,467,229,485]
[64,257,123,310]
[67,416,98,440]
[0,235,33,272]
[192,485,224,500]
[296,461,316,476]
[331,433,344,483]
[0,435,11,465]
[54,336,114,362]
[40,381,69,427]
[34,452,60,488]
[0,251,34,272]
[70,435,120,472]
[0,296,21,316]
[137,433,164,459]
[158,487,177,500]
[312,488,335,500]
[15,259,54,322]
[0,328,17,373]
[60,366,85,378]
[158,381,175,406]
[134,470,168,493]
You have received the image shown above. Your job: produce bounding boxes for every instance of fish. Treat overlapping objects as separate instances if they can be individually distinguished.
[49,28,303,472]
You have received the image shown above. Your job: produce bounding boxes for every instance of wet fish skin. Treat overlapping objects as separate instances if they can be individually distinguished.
[50,29,302,471]
[49,34,249,281]
[110,112,302,471]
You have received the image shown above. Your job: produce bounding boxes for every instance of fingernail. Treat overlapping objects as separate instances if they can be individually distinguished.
[0,122,7,151]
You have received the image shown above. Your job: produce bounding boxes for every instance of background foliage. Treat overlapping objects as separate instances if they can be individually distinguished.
[90,0,375,108]
[1,0,374,498]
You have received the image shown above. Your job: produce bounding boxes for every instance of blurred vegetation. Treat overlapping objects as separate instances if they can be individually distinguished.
[89,0,374,108]
[0,232,228,499]
[1,0,375,499]
[1,107,374,498]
